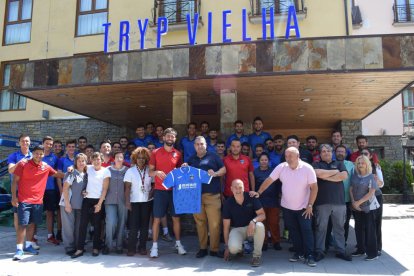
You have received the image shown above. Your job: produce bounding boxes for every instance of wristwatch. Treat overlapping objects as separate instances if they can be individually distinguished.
[307,204,313,208]
[251,219,257,224]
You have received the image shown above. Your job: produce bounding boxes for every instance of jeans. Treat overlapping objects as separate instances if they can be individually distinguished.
[128,201,152,252]
[282,207,314,258]
[105,203,127,250]
[60,206,81,253]
[77,198,104,251]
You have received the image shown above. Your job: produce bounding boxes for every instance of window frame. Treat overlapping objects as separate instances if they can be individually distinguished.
[2,0,34,46]
[0,62,27,111]
[75,0,109,37]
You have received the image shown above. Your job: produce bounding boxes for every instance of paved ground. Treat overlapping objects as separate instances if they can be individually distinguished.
[0,204,413,276]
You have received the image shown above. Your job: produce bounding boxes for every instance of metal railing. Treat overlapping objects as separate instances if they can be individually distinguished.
[153,0,200,25]
[393,3,414,23]
[249,0,305,16]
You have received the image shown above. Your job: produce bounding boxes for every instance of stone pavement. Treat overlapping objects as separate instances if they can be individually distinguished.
[0,204,413,276]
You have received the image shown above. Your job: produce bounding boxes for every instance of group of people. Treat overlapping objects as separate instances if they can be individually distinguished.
[7,117,384,267]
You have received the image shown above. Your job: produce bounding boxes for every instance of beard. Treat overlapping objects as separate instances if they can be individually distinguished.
[165,141,174,147]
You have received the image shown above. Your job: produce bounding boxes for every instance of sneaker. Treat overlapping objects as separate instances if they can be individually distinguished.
[24,245,39,255]
[150,246,158,258]
[336,253,352,261]
[314,252,325,262]
[306,255,317,267]
[289,253,304,262]
[273,243,282,251]
[251,256,262,267]
[196,249,208,258]
[13,249,24,261]
[352,250,365,257]
[31,239,40,250]
[365,255,378,261]
[161,233,173,242]
[175,244,187,255]
[47,236,60,245]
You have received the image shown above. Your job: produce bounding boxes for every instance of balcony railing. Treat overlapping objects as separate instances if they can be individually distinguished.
[249,0,306,17]
[153,0,200,25]
[393,3,414,23]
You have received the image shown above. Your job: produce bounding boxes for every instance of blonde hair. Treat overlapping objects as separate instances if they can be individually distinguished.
[355,155,372,175]
[74,153,88,172]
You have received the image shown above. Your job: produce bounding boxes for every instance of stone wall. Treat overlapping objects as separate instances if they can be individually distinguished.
[0,119,135,159]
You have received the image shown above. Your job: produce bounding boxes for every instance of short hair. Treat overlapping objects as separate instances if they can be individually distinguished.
[306,135,318,142]
[127,141,136,148]
[136,125,145,130]
[92,152,104,161]
[164,128,178,137]
[147,141,155,147]
[42,136,53,143]
[273,134,284,140]
[53,140,62,145]
[335,144,347,152]
[253,116,263,123]
[86,144,95,151]
[18,134,30,141]
[33,145,45,152]
[119,136,128,141]
[66,139,77,146]
[255,143,264,150]
[131,147,151,165]
[217,140,225,146]
[319,144,333,152]
[112,142,121,147]
[187,122,197,129]
[356,134,368,143]
[231,138,241,145]
[200,121,209,127]
[264,138,273,143]
[234,120,243,126]
[155,124,164,130]
[114,151,124,158]
[287,135,299,142]
[258,152,270,161]
[74,153,88,171]
[355,155,372,174]
[145,122,154,127]
[331,130,342,136]
[241,142,250,148]
[195,136,207,144]
[78,136,87,142]
[100,140,111,148]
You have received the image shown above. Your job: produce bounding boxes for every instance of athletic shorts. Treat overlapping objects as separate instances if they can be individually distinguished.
[43,190,59,211]
[152,190,178,218]
[17,202,43,226]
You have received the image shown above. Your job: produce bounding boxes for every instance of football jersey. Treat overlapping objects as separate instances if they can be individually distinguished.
[162,166,212,214]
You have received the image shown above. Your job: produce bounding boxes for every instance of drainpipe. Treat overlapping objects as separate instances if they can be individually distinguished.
[344,0,350,36]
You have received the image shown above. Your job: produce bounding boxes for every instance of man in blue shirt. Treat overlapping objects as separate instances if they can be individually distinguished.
[248,117,272,157]
[179,122,197,162]
[200,121,210,139]
[57,139,77,195]
[331,130,352,160]
[206,129,219,153]
[226,120,249,150]
[42,136,60,245]
[153,125,164,148]
[133,125,154,147]
[188,136,226,258]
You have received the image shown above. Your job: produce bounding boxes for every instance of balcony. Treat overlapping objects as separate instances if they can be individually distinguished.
[152,0,202,31]
[352,5,363,29]
[249,0,307,24]
[393,2,414,25]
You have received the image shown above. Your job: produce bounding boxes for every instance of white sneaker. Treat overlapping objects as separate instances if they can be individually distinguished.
[150,246,158,258]
[31,242,40,250]
[175,244,187,255]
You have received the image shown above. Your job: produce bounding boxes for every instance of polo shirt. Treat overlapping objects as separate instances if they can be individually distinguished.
[57,155,75,173]
[223,154,254,197]
[207,142,217,153]
[133,135,154,147]
[14,160,57,204]
[350,150,379,164]
[163,166,212,214]
[7,149,32,182]
[188,151,224,194]
[269,161,317,211]
[154,139,164,148]
[280,148,314,164]
[149,147,182,190]
[268,151,282,167]
[179,136,196,162]
[342,160,354,203]
[313,160,347,206]
[225,133,249,149]
[222,192,262,228]
[254,167,280,208]
[43,152,59,190]
[248,131,272,156]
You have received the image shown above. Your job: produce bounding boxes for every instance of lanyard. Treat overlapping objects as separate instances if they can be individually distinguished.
[137,166,147,192]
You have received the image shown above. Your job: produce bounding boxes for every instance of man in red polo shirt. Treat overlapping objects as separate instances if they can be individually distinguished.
[148,128,186,258]
[349,135,379,164]
[11,145,64,261]
[223,139,255,197]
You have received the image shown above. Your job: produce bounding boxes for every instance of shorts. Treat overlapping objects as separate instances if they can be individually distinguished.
[153,190,178,218]
[43,190,59,211]
[17,202,43,226]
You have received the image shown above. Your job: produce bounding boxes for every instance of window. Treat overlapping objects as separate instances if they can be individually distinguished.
[0,64,26,111]
[158,0,198,24]
[76,0,108,36]
[394,0,414,23]
[3,0,33,45]
[403,89,414,126]
[251,0,303,17]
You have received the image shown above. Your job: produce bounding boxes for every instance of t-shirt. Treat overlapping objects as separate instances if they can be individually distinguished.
[313,160,347,206]
[149,147,182,190]
[226,133,249,149]
[254,167,280,208]
[222,192,262,228]
[14,160,57,204]
[188,152,224,194]
[179,136,196,163]
[223,154,254,197]
[154,139,164,148]
[43,152,59,190]
[350,172,379,213]
[163,166,212,214]
[248,132,272,156]
[133,135,154,147]
[57,156,75,173]
[7,150,32,182]
[59,170,87,209]
[268,151,282,167]
[350,150,379,164]
[269,161,317,211]
[124,166,153,202]
[342,160,355,203]
[252,159,274,170]
[103,166,128,205]
[85,166,107,199]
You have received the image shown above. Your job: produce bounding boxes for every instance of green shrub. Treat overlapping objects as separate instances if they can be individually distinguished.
[379,160,413,194]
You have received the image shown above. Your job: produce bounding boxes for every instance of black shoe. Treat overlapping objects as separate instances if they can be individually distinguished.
[71,251,84,259]
[352,250,365,257]
[102,247,109,255]
[288,246,295,252]
[336,253,352,261]
[209,250,224,258]
[196,249,208,258]
[116,248,123,254]
[314,252,325,262]
[273,243,282,251]
[66,249,76,256]
[56,231,63,242]
[92,249,99,257]
[262,243,268,251]
[377,250,382,256]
